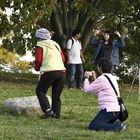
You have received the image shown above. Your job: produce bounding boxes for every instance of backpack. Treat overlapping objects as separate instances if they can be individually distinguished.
[63,38,74,64]
[67,38,74,49]
[70,38,74,47]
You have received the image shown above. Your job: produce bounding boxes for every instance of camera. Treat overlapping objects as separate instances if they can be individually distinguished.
[86,71,93,76]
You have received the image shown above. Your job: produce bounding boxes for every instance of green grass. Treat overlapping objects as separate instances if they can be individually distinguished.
[0,72,140,140]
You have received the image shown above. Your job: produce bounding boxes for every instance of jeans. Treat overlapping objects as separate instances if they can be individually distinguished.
[111,65,118,74]
[88,109,122,131]
[67,64,83,88]
[36,71,65,118]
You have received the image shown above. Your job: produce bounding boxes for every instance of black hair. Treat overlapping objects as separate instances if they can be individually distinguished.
[72,29,81,37]
[97,57,112,73]
[104,30,111,35]
[102,30,113,45]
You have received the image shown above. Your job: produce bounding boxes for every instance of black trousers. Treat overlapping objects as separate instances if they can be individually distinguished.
[36,71,65,118]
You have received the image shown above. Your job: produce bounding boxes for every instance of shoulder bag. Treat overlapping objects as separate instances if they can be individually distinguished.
[104,75,128,122]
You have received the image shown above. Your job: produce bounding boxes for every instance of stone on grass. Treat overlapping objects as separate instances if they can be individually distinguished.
[4,96,51,116]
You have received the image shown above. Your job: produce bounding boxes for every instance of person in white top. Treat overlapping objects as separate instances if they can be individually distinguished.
[66,29,85,89]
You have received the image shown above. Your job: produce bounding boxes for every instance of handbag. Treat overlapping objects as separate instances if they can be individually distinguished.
[104,75,128,122]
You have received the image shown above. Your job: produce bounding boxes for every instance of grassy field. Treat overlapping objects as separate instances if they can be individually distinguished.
[0,72,140,140]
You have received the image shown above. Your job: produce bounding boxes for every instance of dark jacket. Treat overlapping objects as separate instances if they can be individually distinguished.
[91,36,125,65]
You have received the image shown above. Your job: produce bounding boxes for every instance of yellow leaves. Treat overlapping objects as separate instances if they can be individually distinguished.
[0,47,15,64]
[12,61,30,73]
[0,47,30,73]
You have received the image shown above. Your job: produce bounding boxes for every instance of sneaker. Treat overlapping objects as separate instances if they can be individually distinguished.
[53,114,60,119]
[69,87,74,89]
[77,87,84,91]
[121,123,127,131]
[114,119,121,125]
[40,110,54,119]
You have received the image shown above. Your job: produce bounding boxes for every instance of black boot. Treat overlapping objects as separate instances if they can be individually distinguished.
[40,110,54,119]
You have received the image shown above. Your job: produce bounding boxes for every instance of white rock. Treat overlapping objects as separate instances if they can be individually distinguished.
[4,95,51,115]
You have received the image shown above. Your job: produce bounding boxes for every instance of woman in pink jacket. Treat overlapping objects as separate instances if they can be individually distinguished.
[83,57,127,131]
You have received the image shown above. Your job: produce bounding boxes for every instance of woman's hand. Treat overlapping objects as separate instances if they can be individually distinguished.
[93,27,101,36]
[84,71,90,79]
[114,31,121,37]
[84,71,97,80]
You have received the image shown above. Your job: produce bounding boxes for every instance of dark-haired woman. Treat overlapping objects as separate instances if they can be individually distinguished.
[91,28,125,73]
[83,57,127,131]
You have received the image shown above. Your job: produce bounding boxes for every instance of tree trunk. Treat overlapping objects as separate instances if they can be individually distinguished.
[51,0,117,52]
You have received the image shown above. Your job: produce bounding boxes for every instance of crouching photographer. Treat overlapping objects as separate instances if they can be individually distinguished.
[83,57,127,132]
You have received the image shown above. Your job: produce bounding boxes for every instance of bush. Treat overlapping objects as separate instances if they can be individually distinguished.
[0,47,31,73]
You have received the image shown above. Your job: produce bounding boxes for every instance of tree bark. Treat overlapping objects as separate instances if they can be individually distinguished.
[51,0,117,51]
[61,0,69,36]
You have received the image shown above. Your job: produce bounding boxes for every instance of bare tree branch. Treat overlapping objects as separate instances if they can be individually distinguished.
[79,0,110,36]
[81,18,99,52]
[61,0,69,35]
[68,1,79,32]
[96,14,116,26]
[94,0,102,8]
[52,1,63,38]
[67,0,73,33]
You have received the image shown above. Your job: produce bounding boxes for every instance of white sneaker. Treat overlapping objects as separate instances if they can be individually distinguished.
[121,123,127,131]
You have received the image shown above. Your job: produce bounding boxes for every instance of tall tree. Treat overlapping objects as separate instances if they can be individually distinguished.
[51,0,125,51]
[0,0,139,56]
[0,0,53,54]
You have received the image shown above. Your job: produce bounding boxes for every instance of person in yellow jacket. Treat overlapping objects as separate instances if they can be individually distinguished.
[34,28,66,119]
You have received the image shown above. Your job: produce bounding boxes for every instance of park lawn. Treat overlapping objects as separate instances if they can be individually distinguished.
[0,73,140,140]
